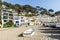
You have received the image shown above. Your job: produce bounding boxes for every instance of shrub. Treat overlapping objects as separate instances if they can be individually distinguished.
[3,22,14,28]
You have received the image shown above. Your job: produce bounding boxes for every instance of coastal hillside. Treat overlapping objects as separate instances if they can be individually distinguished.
[2,1,60,17]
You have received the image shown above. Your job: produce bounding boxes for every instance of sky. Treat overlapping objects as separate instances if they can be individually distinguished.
[2,0,60,12]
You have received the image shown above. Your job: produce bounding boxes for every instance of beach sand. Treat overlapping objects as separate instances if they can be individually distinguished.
[0,25,51,40]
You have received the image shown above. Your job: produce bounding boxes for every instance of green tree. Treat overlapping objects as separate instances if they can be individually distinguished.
[23,5,34,12]
[3,2,13,9]
[48,9,54,16]
[23,5,37,16]
[48,9,54,12]
[55,11,60,16]
[14,4,23,16]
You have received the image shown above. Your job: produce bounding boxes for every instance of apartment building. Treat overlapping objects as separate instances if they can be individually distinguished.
[2,5,14,25]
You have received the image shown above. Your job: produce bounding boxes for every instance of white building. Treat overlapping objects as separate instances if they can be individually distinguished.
[41,17,57,23]
[13,16,29,26]
[2,5,14,25]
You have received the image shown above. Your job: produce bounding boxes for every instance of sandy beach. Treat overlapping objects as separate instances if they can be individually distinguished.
[0,25,52,40]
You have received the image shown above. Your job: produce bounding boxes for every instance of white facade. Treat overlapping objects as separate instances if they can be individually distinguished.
[13,16,29,26]
[2,9,14,24]
[41,17,57,23]
[2,5,14,25]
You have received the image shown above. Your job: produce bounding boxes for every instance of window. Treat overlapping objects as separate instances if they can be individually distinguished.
[3,16,8,19]
[16,21,19,23]
[4,20,7,22]
[9,14,13,16]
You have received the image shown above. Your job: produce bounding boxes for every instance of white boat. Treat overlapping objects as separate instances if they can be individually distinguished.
[23,29,35,37]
